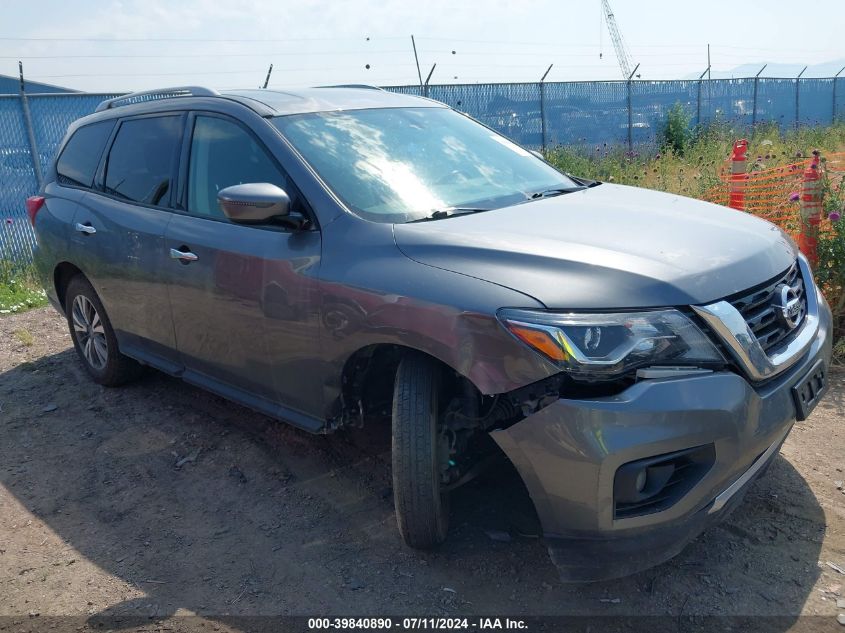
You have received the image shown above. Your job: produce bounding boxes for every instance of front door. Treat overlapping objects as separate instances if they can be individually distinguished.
[164,113,323,424]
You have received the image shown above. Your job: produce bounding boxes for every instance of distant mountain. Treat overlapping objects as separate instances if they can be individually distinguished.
[684,59,845,79]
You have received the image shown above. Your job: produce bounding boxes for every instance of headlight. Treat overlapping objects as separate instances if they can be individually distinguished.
[498,308,723,377]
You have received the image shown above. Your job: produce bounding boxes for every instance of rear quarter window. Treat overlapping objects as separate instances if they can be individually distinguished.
[56,120,115,188]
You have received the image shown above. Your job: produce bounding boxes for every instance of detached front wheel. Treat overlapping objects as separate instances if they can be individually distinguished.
[392,353,450,549]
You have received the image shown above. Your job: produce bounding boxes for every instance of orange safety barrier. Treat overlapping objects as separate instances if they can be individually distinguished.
[728,139,748,211]
[700,145,845,264]
[703,157,810,230]
[797,154,823,266]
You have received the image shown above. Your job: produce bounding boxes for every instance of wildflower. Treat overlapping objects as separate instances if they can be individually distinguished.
[830,211,841,222]
[789,192,800,202]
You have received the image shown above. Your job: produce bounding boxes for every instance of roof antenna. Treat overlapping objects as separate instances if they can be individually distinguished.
[262,64,273,89]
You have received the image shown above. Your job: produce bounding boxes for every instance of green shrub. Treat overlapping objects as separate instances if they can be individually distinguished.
[0,261,47,315]
[660,102,692,156]
[817,175,845,355]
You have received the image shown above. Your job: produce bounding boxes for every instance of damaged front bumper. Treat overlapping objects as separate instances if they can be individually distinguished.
[490,294,832,582]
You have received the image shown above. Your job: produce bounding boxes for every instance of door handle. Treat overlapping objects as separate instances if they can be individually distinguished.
[74,222,96,235]
[170,247,199,263]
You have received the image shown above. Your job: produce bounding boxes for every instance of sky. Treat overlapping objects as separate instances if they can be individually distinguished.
[2,0,844,93]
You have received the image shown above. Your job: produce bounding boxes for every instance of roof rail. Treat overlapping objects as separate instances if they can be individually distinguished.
[316,84,384,91]
[95,86,220,112]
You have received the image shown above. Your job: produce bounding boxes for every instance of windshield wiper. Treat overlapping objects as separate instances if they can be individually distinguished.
[407,207,489,223]
[565,173,602,188]
[527,186,585,200]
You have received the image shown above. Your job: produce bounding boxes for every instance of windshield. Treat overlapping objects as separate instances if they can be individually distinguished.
[272,107,578,223]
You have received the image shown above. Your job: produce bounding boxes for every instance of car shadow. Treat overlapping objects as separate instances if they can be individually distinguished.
[0,350,827,628]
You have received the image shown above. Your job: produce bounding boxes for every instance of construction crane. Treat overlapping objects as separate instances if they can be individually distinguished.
[600,0,636,79]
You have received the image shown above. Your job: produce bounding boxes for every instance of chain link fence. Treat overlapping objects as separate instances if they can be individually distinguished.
[2,78,845,269]
[1,92,119,275]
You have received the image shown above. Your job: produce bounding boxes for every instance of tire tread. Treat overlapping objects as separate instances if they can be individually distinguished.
[392,353,448,548]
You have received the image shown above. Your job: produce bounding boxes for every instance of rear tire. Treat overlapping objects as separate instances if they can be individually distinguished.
[392,353,450,549]
[64,275,141,387]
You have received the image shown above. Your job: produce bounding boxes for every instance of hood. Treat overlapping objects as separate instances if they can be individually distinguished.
[393,183,797,309]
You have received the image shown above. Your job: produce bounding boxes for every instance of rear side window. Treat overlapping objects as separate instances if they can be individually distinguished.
[104,116,182,206]
[56,120,114,188]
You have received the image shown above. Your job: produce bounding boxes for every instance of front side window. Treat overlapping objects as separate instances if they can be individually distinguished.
[104,116,182,206]
[272,107,578,223]
[187,115,289,219]
[56,120,115,188]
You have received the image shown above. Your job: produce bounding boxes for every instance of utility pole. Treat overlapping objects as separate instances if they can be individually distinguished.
[411,35,423,91]
[795,65,807,128]
[626,62,640,152]
[423,63,436,97]
[262,64,273,89]
[833,65,845,124]
[696,65,710,127]
[540,63,553,153]
[707,44,712,120]
[752,64,766,127]
[18,61,43,187]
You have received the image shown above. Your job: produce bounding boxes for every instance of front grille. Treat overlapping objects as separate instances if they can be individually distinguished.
[727,261,807,354]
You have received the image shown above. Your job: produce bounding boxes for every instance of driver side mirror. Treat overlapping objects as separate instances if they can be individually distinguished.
[217,183,290,224]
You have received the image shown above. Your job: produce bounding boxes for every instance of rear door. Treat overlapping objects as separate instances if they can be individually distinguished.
[69,113,184,371]
[39,119,116,277]
[164,112,323,423]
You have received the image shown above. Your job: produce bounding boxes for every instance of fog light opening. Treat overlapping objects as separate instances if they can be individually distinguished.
[635,469,647,493]
[613,444,716,519]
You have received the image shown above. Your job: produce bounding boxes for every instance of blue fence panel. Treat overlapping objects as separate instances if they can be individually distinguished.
[543,81,628,151]
[0,95,39,266]
[631,80,698,150]
[425,83,542,149]
[755,79,795,126]
[1,92,114,269]
[830,77,845,121]
[798,78,834,127]
[698,78,755,127]
[384,85,422,97]
[28,93,119,176]
[0,96,35,217]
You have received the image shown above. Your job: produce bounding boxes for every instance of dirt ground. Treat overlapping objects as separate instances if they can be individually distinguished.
[1,307,844,631]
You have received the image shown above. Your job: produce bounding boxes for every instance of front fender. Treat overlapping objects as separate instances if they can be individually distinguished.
[317,215,560,412]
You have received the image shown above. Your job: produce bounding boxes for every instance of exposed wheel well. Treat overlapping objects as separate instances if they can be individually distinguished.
[336,344,479,429]
[53,262,84,311]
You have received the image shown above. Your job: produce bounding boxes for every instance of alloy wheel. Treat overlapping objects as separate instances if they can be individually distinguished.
[71,295,108,370]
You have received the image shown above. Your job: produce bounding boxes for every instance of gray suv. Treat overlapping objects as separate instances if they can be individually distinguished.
[30,86,832,581]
